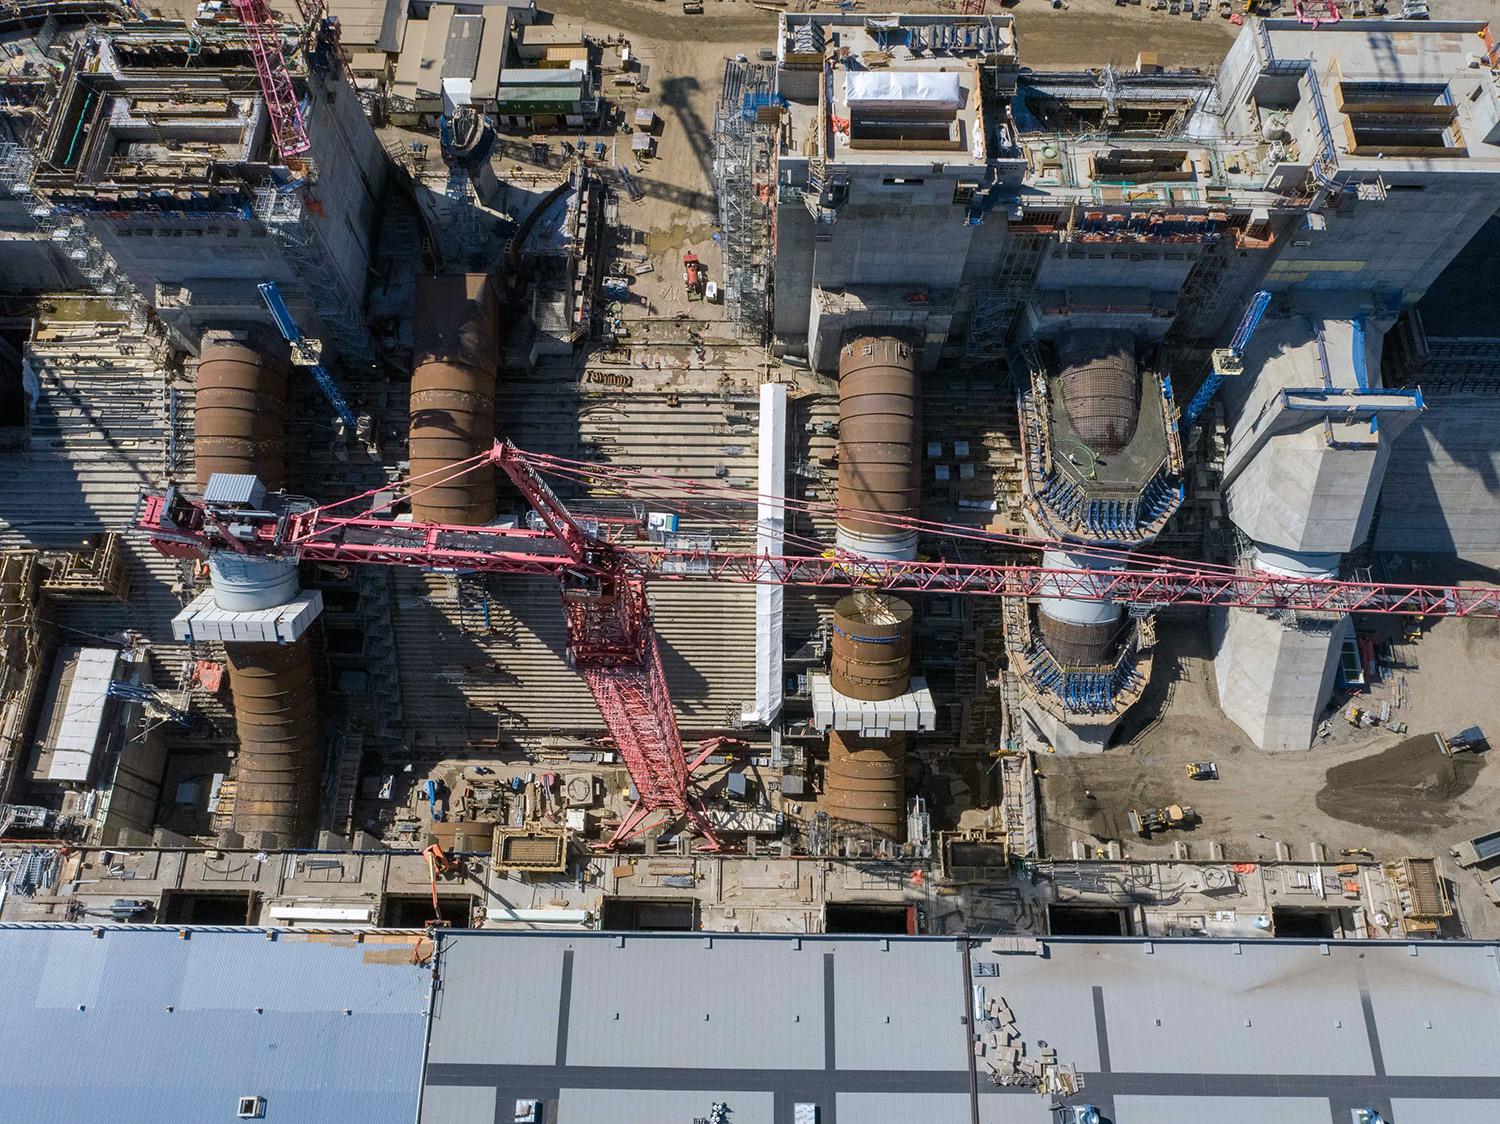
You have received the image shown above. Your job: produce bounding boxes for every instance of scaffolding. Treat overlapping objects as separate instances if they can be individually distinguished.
[0,141,34,198]
[962,230,1047,366]
[254,186,374,365]
[30,206,141,317]
[713,61,777,345]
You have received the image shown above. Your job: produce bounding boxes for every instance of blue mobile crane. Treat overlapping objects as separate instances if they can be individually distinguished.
[256,281,360,433]
[1181,288,1273,430]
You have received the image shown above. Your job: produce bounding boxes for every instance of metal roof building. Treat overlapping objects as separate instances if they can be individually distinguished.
[420,931,1500,1124]
[0,925,431,1124]
[4,926,1500,1123]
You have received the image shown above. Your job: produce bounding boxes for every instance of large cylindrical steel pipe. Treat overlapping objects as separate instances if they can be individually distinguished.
[826,730,906,839]
[225,640,321,846]
[409,273,500,525]
[195,335,289,490]
[1056,329,1139,455]
[208,555,301,611]
[1037,549,1125,667]
[836,334,919,561]
[1250,544,1340,580]
[830,592,912,701]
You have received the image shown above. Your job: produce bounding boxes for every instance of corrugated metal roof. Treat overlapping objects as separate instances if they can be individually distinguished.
[499,67,585,87]
[442,13,482,81]
[202,473,267,507]
[0,927,430,1123]
[492,86,584,107]
[420,932,1500,1124]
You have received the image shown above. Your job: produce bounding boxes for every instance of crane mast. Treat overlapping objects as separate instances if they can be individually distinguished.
[231,0,313,161]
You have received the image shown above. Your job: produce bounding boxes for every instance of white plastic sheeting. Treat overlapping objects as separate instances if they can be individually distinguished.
[747,382,786,725]
[40,648,119,782]
[844,70,962,110]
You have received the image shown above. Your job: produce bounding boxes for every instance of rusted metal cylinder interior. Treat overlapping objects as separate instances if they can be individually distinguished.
[409,272,500,525]
[195,335,289,490]
[1055,329,1139,455]
[825,730,906,839]
[224,640,322,846]
[1037,612,1120,667]
[830,592,913,701]
[836,333,919,560]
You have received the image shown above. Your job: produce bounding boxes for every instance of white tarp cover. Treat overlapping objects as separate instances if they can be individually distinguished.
[43,648,119,782]
[844,70,962,109]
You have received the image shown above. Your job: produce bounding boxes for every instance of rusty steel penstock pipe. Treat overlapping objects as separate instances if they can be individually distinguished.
[836,333,920,562]
[224,640,321,847]
[195,336,289,490]
[409,273,501,525]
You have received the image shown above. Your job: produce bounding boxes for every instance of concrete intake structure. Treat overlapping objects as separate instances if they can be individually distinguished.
[836,334,920,561]
[1014,327,1168,754]
[194,335,289,490]
[823,592,912,840]
[1212,314,1421,750]
[409,273,501,525]
[223,641,322,846]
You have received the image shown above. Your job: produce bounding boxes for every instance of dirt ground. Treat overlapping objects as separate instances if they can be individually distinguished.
[1038,614,1500,935]
[546,0,1242,68]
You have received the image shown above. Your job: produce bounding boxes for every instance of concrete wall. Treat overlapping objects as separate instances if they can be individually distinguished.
[772,192,816,351]
[775,162,982,358]
[1225,426,1394,555]
[1032,244,1201,293]
[0,227,78,293]
[302,70,389,309]
[1021,701,1118,756]
[1374,389,1500,565]
[1212,608,1350,752]
[83,70,386,341]
[91,217,298,294]
[1264,175,1500,305]
[810,168,978,291]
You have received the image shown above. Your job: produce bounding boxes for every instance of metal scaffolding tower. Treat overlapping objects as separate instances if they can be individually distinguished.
[254,186,374,365]
[962,231,1047,366]
[0,142,34,199]
[713,61,777,344]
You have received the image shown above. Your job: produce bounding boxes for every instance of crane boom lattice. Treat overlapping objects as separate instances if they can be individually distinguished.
[134,444,1500,845]
[232,0,312,160]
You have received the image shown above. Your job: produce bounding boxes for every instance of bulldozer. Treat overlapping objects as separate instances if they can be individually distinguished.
[1129,804,1199,838]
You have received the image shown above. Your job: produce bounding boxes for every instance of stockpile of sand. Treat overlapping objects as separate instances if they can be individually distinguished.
[1316,734,1486,836]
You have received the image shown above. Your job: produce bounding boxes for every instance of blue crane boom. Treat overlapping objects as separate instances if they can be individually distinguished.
[1181,289,1272,429]
[257,281,360,430]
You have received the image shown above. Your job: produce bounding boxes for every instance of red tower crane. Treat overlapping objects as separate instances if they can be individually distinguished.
[232,0,313,161]
[136,443,1500,848]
